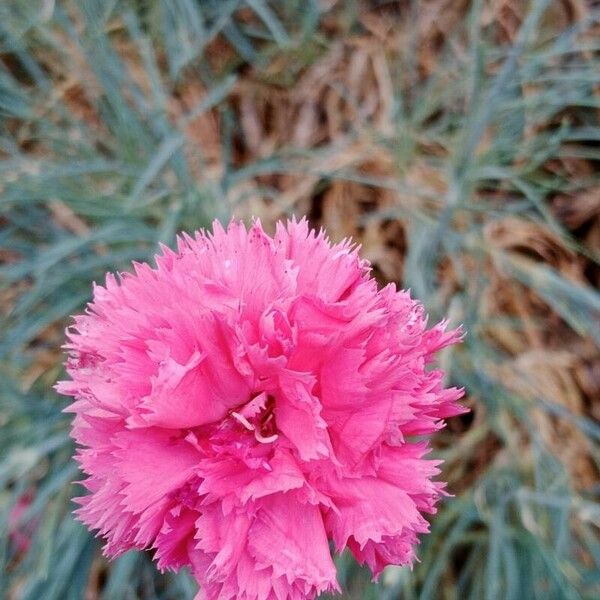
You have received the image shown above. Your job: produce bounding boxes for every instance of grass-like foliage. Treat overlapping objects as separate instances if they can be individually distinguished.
[1,0,599,598]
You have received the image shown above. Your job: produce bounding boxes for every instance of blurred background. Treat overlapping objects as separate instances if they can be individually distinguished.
[1,0,599,598]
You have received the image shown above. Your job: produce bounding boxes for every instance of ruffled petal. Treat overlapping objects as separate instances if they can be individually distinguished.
[248,494,339,594]
[320,474,429,551]
[276,371,332,461]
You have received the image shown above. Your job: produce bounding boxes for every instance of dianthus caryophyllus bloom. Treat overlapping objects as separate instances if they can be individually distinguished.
[57,218,465,600]
[8,492,36,553]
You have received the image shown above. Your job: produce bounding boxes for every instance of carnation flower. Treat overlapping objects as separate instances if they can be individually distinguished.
[8,492,36,554]
[57,218,465,600]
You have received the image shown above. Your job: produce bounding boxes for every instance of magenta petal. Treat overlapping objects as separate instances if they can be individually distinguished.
[249,494,339,593]
[321,475,428,550]
[276,372,332,461]
[113,428,200,515]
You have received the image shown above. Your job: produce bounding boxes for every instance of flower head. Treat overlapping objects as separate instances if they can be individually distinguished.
[8,492,36,554]
[57,218,465,600]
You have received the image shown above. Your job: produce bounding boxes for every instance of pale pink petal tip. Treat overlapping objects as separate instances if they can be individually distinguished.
[57,217,466,599]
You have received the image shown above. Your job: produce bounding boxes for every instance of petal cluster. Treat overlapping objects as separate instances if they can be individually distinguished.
[57,219,465,600]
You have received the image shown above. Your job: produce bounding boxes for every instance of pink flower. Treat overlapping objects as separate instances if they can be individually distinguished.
[57,218,465,600]
[8,492,36,553]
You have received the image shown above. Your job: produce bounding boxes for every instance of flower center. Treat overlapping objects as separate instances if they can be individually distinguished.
[230,393,278,444]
